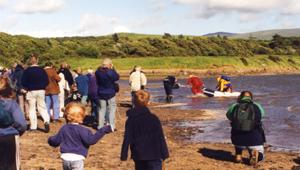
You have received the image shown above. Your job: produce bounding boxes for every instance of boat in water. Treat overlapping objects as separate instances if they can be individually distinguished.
[203,88,240,97]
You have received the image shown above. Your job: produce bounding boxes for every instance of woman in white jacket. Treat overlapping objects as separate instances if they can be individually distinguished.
[58,72,69,118]
[129,66,147,107]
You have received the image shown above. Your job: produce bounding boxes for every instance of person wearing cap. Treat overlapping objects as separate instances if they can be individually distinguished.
[95,58,119,130]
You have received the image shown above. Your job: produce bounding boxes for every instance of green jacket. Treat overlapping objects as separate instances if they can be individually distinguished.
[226,96,265,120]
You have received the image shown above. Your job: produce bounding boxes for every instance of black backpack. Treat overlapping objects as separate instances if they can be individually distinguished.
[0,100,14,128]
[231,102,259,132]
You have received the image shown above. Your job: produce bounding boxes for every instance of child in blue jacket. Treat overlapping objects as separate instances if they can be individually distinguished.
[48,102,112,170]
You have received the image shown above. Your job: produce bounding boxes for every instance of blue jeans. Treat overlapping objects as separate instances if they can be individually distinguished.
[134,159,162,170]
[98,97,116,129]
[63,160,84,170]
[45,94,60,120]
[81,95,88,105]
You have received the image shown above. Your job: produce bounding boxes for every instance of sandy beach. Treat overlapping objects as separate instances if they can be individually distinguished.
[20,85,300,170]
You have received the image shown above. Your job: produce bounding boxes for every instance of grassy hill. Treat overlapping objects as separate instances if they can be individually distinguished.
[1,31,300,68]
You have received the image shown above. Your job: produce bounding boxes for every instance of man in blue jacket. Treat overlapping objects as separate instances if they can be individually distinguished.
[95,58,119,130]
[21,55,50,133]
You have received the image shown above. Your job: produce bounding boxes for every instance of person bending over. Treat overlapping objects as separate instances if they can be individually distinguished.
[226,91,266,166]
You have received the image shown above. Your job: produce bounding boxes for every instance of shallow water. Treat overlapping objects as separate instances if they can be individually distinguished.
[128,74,300,152]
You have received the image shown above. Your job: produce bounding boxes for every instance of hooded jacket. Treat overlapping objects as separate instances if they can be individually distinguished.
[121,106,169,161]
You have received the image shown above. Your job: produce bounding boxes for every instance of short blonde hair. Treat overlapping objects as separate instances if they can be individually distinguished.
[64,102,86,123]
[134,90,150,107]
[0,77,15,99]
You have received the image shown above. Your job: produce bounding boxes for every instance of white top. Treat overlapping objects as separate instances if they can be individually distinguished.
[61,153,85,161]
[58,73,70,92]
[129,71,147,92]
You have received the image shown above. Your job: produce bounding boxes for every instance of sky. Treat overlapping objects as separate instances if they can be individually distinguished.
[0,0,300,37]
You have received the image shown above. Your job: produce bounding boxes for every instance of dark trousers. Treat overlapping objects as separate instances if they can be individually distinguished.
[134,159,162,170]
[131,91,137,108]
[0,135,18,170]
[90,98,99,120]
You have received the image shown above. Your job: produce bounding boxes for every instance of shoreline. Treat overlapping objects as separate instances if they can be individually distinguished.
[118,68,300,79]
[19,85,299,169]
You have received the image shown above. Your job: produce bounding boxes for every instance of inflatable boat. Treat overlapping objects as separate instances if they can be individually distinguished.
[203,88,240,97]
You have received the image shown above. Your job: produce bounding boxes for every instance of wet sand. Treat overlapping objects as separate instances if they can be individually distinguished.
[20,87,300,170]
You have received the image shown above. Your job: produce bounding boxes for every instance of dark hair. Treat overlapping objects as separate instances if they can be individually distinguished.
[44,61,53,67]
[237,91,253,102]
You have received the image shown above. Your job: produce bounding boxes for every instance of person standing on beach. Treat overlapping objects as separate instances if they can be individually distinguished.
[129,65,147,107]
[59,62,74,90]
[48,102,112,170]
[11,63,29,117]
[21,55,50,132]
[121,90,169,170]
[75,67,89,105]
[95,58,119,130]
[44,62,61,122]
[87,69,99,124]
[58,69,69,118]
[226,91,266,166]
[0,76,27,170]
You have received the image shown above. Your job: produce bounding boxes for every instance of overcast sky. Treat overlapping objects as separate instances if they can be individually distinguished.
[0,0,300,37]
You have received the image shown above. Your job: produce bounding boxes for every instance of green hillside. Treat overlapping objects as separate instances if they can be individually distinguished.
[1,32,300,67]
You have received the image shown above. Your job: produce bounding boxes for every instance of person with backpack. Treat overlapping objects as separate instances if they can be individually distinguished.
[121,90,169,170]
[129,65,147,107]
[0,76,27,170]
[95,58,119,130]
[226,91,266,166]
[216,75,232,92]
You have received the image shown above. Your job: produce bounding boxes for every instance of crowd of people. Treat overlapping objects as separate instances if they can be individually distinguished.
[0,55,267,170]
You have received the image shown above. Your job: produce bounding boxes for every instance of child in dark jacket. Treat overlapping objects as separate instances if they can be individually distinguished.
[48,102,112,170]
[121,90,169,170]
